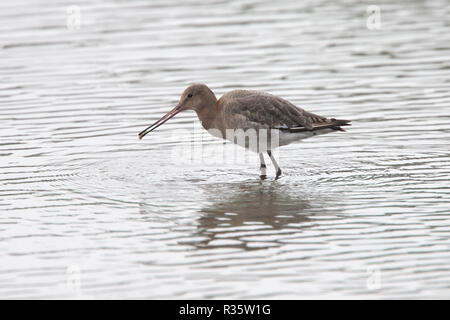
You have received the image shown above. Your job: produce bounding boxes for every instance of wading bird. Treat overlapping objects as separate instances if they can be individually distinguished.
[138,84,350,179]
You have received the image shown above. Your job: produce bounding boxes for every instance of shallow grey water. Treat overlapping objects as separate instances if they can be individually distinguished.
[1,0,450,298]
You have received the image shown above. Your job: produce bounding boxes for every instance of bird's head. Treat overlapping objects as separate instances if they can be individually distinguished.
[178,83,216,112]
[138,83,216,139]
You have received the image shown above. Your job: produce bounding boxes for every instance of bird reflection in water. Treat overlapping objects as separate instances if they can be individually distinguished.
[193,181,320,250]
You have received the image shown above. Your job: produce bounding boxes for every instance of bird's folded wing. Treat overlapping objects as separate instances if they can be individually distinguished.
[221,90,332,131]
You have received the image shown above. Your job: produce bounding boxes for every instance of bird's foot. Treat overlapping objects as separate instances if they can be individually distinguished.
[260,174,267,180]
[275,169,282,180]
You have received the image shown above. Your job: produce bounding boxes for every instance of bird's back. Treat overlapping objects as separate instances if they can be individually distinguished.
[218,89,350,132]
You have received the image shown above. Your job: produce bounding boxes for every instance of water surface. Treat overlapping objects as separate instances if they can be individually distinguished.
[1,0,450,298]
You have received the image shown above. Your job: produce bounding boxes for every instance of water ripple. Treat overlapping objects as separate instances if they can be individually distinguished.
[1,0,450,298]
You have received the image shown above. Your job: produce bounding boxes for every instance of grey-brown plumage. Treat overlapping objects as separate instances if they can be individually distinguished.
[219,89,350,132]
[138,83,351,179]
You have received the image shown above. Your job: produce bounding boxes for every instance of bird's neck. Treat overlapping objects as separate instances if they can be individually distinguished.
[195,100,219,131]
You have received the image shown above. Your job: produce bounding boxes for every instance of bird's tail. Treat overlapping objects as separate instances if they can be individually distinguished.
[328,118,351,132]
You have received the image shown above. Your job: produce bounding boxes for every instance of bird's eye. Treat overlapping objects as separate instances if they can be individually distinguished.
[188,93,193,98]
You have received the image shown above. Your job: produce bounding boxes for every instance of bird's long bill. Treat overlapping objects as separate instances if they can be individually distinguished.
[138,105,183,139]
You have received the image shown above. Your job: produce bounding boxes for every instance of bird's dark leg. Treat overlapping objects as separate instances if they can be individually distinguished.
[259,153,267,180]
[267,150,282,179]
